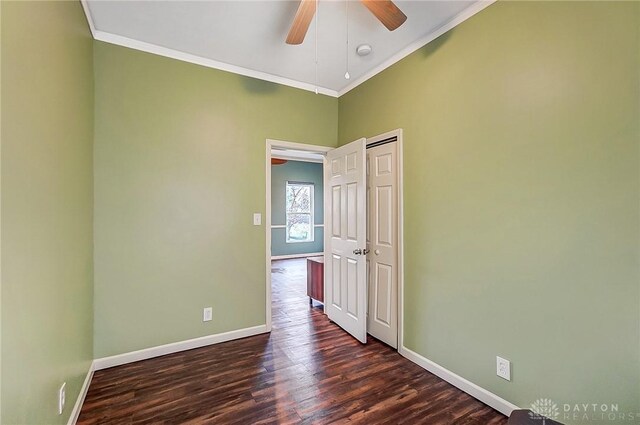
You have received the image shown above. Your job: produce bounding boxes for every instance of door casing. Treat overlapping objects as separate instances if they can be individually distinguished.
[265,139,332,332]
[264,130,404,351]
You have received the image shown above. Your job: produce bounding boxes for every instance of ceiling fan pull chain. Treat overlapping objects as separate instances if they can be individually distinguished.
[345,0,350,80]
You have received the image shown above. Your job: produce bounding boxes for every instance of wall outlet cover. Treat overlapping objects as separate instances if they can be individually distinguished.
[203,307,213,322]
[253,213,262,226]
[496,356,511,381]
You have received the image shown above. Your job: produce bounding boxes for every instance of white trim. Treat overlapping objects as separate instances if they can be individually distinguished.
[337,1,496,96]
[322,156,330,310]
[67,361,94,425]
[80,0,492,97]
[271,224,323,229]
[267,139,333,154]
[399,346,519,417]
[266,139,332,332]
[272,151,325,164]
[266,143,273,332]
[93,325,267,370]
[90,30,339,98]
[79,0,96,38]
[397,132,405,352]
[271,252,324,261]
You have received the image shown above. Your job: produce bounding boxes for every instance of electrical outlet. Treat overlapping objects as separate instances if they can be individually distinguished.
[203,307,213,322]
[253,213,262,226]
[496,356,511,381]
[58,382,66,415]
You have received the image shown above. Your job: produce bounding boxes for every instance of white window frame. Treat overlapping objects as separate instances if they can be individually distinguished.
[285,181,314,243]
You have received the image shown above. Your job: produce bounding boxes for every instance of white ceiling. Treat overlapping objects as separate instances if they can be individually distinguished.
[83,0,493,96]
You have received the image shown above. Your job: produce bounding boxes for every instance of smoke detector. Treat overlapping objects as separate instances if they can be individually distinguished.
[356,44,372,57]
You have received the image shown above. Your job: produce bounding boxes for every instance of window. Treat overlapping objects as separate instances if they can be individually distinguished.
[286,182,314,243]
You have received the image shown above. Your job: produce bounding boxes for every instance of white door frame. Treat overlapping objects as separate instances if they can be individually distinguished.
[365,129,404,350]
[265,139,332,332]
[264,131,403,349]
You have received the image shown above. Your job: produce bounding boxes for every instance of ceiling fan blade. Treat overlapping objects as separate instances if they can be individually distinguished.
[286,0,317,45]
[360,0,407,31]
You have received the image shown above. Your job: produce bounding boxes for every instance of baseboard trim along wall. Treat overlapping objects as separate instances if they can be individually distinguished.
[76,329,516,422]
[72,330,513,422]
[399,346,519,417]
[271,252,324,261]
[93,324,269,370]
[68,362,95,425]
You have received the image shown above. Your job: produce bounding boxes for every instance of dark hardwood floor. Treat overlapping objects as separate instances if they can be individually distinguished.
[78,258,508,424]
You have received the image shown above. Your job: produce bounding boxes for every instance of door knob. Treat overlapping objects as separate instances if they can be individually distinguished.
[374,249,380,255]
[353,249,362,255]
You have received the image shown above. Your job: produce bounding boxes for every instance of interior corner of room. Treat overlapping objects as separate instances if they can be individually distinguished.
[2,1,639,424]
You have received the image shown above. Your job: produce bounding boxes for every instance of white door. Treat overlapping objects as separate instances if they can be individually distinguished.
[325,138,368,343]
[366,141,398,348]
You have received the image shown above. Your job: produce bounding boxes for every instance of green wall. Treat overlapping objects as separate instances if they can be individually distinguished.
[271,160,324,256]
[339,1,640,421]
[1,1,94,424]
[1,1,638,423]
[93,42,337,358]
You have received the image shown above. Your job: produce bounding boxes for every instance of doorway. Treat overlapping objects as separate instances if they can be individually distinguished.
[265,140,332,332]
[264,132,403,350]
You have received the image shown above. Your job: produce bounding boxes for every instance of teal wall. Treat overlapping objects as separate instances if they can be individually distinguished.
[338,1,640,422]
[271,160,324,256]
[93,42,338,358]
[1,1,94,423]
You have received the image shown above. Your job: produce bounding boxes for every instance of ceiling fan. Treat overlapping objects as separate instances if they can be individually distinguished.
[286,0,407,45]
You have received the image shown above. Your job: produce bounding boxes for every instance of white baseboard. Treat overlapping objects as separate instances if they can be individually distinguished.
[271,252,324,260]
[399,346,519,417]
[68,361,95,425]
[93,324,268,370]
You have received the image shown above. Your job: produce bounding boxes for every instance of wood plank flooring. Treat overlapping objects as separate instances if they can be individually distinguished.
[78,258,508,424]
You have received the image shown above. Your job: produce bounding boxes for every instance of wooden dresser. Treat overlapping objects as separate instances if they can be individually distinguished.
[306,256,324,304]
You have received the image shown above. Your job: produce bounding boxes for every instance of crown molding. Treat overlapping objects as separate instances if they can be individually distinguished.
[80,2,337,97]
[80,0,96,38]
[92,30,340,97]
[336,0,496,96]
[80,0,495,99]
